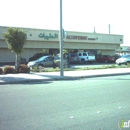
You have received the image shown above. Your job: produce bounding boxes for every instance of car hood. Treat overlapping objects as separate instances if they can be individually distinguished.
[116,57,127,61]
[28,60,41,65]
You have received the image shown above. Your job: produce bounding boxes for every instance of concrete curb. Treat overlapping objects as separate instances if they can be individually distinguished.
[0,72,129,85]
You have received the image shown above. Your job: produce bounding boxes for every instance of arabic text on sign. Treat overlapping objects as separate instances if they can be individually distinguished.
[39,33,58,39]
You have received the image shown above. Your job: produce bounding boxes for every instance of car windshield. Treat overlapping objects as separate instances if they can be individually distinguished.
[38,56,46,61]
[121,55,130,58]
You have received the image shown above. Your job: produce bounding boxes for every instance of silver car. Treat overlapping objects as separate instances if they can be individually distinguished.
[27,55,68,70]
[116,54,130,65]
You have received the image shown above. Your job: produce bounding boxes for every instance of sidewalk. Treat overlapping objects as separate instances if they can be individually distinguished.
[0,68,130,85]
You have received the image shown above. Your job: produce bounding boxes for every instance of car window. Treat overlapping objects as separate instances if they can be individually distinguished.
[79,53,81,56]
[44,58,48,61]
[38,57,45,61]
[48,56,53,61]
[83,53,87,56]
[122,55,130,58]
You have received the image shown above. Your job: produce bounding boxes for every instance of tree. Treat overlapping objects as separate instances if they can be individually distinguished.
[3,27,27,69]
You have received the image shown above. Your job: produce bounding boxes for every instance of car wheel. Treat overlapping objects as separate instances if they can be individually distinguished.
[126,62,130,65]
[37,64,44,71]
[53,66,56,69]
[53,64,57,69]
[81,59,85,64]
[118,63,121,66]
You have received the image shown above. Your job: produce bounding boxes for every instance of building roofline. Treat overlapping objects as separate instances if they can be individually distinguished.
[0,25,123,36]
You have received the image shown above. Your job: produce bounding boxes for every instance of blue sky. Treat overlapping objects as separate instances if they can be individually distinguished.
[0,0,130,45]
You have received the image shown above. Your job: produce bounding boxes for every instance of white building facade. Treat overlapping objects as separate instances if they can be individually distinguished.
[0,26,123,63]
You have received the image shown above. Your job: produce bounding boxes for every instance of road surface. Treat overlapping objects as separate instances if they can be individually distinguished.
[0,75,130,130]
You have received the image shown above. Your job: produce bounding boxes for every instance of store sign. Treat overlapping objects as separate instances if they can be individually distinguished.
[66,35,87,40]
[66,35,98,41]
[39,33,58,39]
[88,38,98,40]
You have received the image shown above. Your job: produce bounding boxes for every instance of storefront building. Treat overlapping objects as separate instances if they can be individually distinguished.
[0,26,123,63]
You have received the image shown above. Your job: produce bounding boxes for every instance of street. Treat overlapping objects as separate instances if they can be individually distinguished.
[0,75,130,130]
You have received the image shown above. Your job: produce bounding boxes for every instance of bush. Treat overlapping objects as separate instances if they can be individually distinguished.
[17,64,30,73]
[4,66,15,74]
[0,68,3,74]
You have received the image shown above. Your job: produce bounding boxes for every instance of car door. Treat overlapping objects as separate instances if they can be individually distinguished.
[103,55,107,62]
[47,56,54,67]
[97,55,103,62]
[41,57,49,67]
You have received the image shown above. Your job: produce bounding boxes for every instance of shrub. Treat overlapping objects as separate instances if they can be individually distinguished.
[32,67,39,72]
[17,64,30,73]
[0,68,3,74]
[4,66,15,74]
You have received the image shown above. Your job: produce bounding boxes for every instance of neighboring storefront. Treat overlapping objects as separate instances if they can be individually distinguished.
[0,26,123,63]
[115,46,130,55]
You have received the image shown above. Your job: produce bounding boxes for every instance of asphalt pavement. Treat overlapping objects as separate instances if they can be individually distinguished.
[1,75,130,130]
[0,68,130,84]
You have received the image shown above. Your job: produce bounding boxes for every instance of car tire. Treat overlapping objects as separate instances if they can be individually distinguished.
[53,66,56,69]
[126,62,130,65]
[53,64,57,69]
[81,59,85,64]
[37,64,44,72]
[117,63,121,66]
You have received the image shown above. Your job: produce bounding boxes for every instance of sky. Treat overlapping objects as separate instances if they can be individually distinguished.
[0,0,130,45]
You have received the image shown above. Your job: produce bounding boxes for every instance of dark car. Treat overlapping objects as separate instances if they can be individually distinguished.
[96,55,116,63]
[64,53,80,64]
[28,53,50,62]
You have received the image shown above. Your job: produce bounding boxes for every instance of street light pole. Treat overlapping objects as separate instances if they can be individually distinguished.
[60,0,64,76]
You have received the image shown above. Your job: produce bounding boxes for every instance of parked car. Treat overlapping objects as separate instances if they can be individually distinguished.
[27,55,68,70]
[96,55,116,63]
[54,54,68,68]
[63,53,80,64]
[77,52,96,64]
[28,53,50,62]
[116,54,130,65]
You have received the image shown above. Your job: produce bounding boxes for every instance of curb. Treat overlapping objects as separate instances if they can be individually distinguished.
[0,72,130,85]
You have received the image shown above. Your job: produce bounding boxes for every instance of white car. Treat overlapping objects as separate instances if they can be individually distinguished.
[77,52,96,64]
[116,54,130,65]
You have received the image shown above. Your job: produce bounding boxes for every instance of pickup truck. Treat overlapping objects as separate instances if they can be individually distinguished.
[77,52,96,64]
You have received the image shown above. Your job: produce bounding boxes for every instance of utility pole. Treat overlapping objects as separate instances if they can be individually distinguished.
[109,24,111,34]
[59,0,64,76]
[94,26,96,33]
